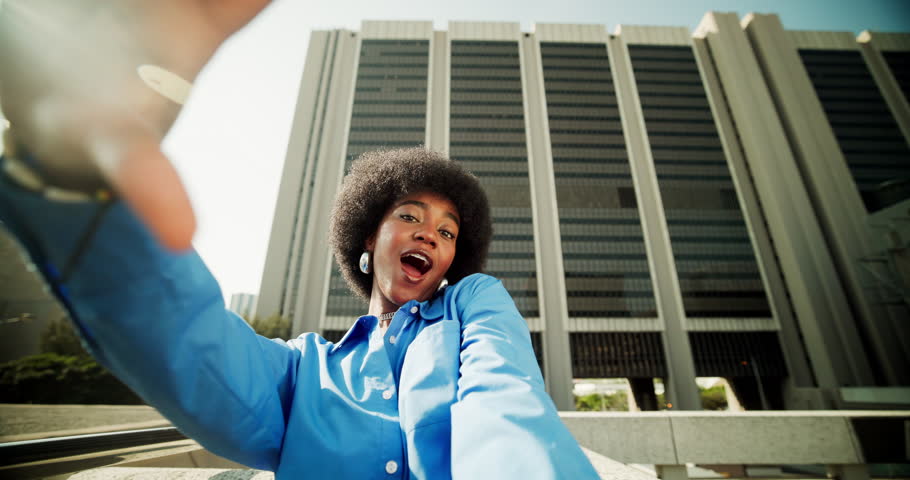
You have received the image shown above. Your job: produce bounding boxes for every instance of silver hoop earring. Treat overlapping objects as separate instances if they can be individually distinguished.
[359,251,371,274]
[437,278,448,291]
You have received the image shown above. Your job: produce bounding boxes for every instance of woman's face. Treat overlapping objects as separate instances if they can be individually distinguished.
[366,191,460,312]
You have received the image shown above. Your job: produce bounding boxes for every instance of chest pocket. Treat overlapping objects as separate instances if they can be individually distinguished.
[398,319,460,433]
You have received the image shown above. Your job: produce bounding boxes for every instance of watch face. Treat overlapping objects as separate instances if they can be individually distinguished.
[137,65,192,105]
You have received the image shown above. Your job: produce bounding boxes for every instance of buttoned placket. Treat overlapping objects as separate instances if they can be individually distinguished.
[377,307,417,478]
[379,313,397,397]
[376,297,447,478]
[384,304,419,349]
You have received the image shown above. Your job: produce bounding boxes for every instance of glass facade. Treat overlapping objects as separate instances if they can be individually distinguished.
[325,39,430,319]
[540,43,663,379]
[570,332,666,378]
[449,40,541,318]
[882,51,910,101]
[541,42,657,319]
[628,45,773,319]
[689,331,787,377]
[799,49,910,212]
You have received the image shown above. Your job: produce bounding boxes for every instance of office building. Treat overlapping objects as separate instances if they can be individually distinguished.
[258,15,910,411]
[229,293,258,320]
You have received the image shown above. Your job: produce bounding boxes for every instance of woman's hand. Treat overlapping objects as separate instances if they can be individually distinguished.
[0,0,270,250]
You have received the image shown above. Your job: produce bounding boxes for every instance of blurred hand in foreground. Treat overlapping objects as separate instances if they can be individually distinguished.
[0,0,271,250]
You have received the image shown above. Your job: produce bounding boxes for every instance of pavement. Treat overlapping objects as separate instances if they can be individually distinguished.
[0,404,169,442]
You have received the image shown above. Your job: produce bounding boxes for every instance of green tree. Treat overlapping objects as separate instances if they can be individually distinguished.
[246,313,291,339]
[700,385,729,410]
[650,386,729,410]
[574,392,629,411]
[39,317,88,357]
[575,394,601,411]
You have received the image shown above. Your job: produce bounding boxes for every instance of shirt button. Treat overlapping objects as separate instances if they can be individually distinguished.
[410,306,418,314]
[386,460,398,474]
[389,335,397,344]
[382,388,395,400]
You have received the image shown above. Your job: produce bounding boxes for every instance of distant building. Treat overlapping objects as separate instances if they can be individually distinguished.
[229,293,258,320]
[249,14,908,411]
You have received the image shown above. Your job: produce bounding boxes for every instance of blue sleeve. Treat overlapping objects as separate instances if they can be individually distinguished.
[450,274,598,479]
[0,164,297,471]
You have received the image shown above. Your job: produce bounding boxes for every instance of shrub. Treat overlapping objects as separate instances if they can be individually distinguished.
[575,392,629,411]
[0,353,142,404]
[247,314,291,339]
[700,385,729,410]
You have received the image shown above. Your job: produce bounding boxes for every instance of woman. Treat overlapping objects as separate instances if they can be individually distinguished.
[0,145,599,478]
[0,2,598,478]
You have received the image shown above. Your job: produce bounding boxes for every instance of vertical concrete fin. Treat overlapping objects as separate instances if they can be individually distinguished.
[609,27,701,410]
[520,33,575,410]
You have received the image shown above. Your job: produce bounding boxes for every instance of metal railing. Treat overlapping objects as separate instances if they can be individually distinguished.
[0,427,186,466]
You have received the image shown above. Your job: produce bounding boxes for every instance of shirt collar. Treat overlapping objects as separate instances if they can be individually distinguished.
[417,288,446,320]
[330,290,448,352]
[330,314,375,353]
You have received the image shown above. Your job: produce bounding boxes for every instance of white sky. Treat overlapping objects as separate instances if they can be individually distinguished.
[162,0,910,303]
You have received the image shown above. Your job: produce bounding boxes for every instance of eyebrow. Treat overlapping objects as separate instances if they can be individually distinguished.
[398,200,460,226]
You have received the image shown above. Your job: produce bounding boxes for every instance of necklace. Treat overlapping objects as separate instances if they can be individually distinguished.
[378,312,395,321]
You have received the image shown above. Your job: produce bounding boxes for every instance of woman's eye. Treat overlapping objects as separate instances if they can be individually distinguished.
[400,214,417,222]
[440,230,455,240]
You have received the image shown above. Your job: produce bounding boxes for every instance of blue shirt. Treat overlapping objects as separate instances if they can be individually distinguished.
[0,159,599,479]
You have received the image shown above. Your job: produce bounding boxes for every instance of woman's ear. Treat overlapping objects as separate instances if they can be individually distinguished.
[365,234,376,251]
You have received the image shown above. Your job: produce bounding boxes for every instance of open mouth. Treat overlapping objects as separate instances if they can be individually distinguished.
[400,250,433,278]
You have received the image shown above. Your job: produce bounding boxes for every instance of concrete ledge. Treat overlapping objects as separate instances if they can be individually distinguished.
[670,414,858,463]
[66,446,656,480]
[8,410,906,479]
[562,413,676,464]
[560,410,910,464]
[67,448,653,480]
[580,447,658,480]
[840,387,910,407]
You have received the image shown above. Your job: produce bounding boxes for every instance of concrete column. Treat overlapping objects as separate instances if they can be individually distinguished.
[519,34,575,411]
[607,31,701,411]
[426,30,450,153]
[694,11,874,387]
[743,13,905,385]
[721,378,744,411]
[628,378,659,411]
[258,31,333,320]
[690,35,815,390]
[292,31,360,335]
[656,465,689,480]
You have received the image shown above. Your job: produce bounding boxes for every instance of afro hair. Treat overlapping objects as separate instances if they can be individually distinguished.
[329,147,492,301]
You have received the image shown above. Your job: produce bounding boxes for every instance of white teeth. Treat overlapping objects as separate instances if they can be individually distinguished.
[402,252,428,263]
[402,252,431,272]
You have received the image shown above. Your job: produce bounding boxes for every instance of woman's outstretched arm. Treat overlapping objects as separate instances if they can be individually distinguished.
[451,274,599,478]
[0,173,302,470]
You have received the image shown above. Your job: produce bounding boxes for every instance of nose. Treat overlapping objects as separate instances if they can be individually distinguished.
[414,229,437,248]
